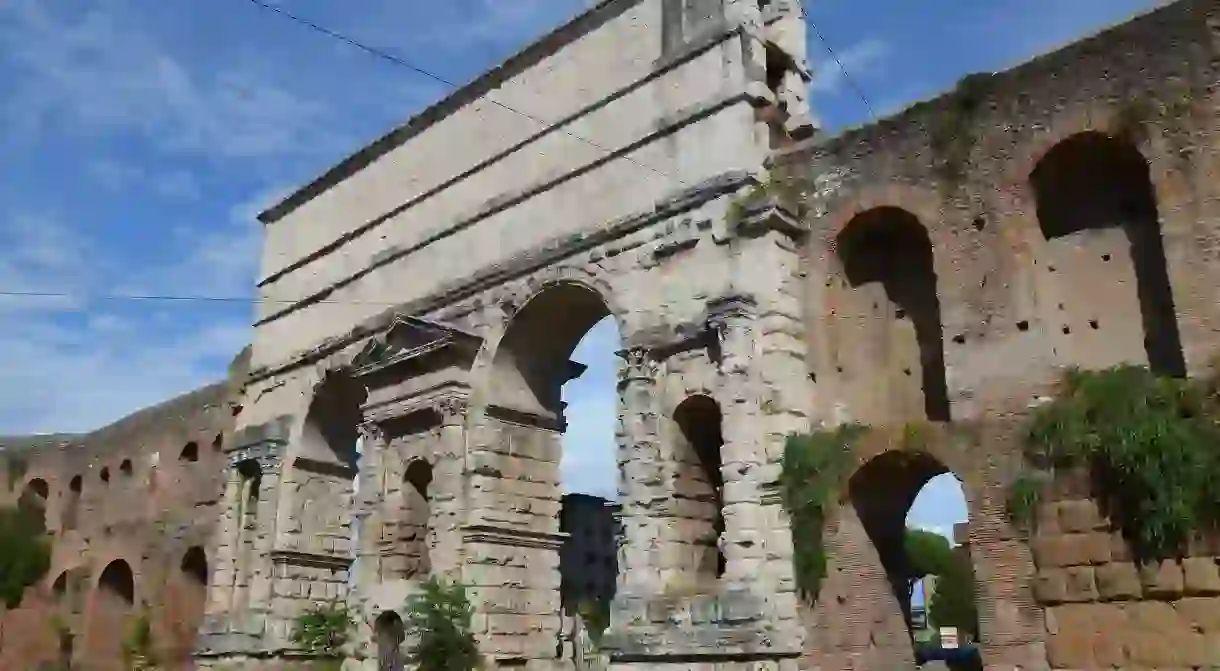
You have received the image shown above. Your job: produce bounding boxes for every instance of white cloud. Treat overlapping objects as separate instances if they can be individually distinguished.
[809,38,890,95]
[0,0,344,162]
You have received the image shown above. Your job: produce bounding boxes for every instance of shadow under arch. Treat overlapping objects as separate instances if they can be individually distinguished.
[96,559,135,606]
[488,281,616,419]
[402,458,434,579]
[300,369,368,467]
[375,610,407,671]
[1030,130,1185,377]
[839,448,977,665]
[834,207,950,422]
[672,394,726,583]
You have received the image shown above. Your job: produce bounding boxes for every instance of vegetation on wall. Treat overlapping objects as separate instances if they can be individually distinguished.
[290,599,355,664]
[0,492,51,609]
[1009,365,1220,559]
[405,577,482,671]
[778,424,870,602]
[726,172,806,226]
[121,612,157,670]
[576,598,611,647]
[3,456,28,490]
[928,72,993,185]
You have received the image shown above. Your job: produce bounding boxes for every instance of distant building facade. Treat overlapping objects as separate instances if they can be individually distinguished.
[559,493,622,613]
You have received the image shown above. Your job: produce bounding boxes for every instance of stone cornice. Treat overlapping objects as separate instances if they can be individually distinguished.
[254,92,753,329]
[461,524,568,550]
[260,0,648,226]
[245,169,754,385]
[269,549,354,571]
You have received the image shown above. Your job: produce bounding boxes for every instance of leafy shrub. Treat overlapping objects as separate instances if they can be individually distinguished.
[0,492,51,608]
[405,577,482,671]
[290,599,355,660]
[1019,365,1220,558]
[779,424,869,601]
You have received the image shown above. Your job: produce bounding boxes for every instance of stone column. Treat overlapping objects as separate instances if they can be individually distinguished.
[612,346,667,600]
[432,396,468,581]
[351,422,386,609]
[706,296,770,591]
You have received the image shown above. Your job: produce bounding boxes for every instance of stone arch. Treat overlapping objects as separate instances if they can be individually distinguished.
[181,546,208,586]
[828,206,951,423]
[19,477,49,531]
[814,441,980,669]
[1028,130,1185,376]
[63,475,82,530]
[486,279,618,417]
[51,571,69,598]
[475,278,625,658]
[96,559,135,606]
[401,459,434,579]
[671,394,725,586]
[299,368,368,467]
[374,610,407,671]
[180,442,199,463]
[119,459,134,478]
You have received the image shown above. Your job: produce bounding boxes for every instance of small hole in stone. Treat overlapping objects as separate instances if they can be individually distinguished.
[873,302,879,310]
[952,334,966,344]
[1058,303,1065,311]
[1016,320,1030,332]
[1101,253,1111,262]
[903,368,912,376]
[895,308,906,319]
[808,372,817,382]
[972,216,985,231]
[836,366,844,373]
[1048,265,1056,272]
[1089,319,1099,330]
[1062,325,1071,335]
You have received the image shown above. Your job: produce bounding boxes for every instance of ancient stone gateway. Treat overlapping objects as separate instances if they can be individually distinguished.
[191,0,1220,669]
[196,1,815,669]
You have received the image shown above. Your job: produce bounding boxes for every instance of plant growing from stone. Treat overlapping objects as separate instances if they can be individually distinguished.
[122,612,157,670]
[1016,365,1220,559]
[0,490,51,609]
[778,424,869,602]
[404,577,482,671]
[290,598,355,666]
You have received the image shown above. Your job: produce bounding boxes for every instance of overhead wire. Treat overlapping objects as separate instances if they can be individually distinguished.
[2,1,880,309]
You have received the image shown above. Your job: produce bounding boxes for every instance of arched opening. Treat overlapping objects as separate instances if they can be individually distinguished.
[841,451,978,668]
[63,475,82,531]
[832,208,950,422]
[100,467,110,484]
[119,459,133,478]
[401,459,433,579]
[490,283,621,632]
[1031,131,1184,377]
[97,559,135,606]
[236,459,261,522]
[300,371,366,467]
[52,571,68,598]
[375,610,407,671]
[672,395,725,585]
[181,546,208,586]
[180,442,199,463]
[212,434,223,453]
[20,478,49,531]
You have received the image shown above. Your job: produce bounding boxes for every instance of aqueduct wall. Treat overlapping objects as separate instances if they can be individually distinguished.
[5,1,1220,670]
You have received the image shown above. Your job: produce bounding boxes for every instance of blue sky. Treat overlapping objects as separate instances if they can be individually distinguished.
[0,0,1162,541]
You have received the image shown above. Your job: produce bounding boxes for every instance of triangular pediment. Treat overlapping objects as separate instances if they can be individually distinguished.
[351,316,481,376]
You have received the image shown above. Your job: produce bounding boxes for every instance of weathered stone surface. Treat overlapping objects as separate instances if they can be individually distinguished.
[1095,562,1142,601]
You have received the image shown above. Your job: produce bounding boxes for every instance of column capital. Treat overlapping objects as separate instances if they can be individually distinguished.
[615,346,659,385]
[358,422,385,445]
[435,396,469,423]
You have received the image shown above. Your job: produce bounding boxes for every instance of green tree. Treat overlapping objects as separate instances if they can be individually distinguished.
[928,553,979,640]
[290,599,355,664]
[0,491,52,609]
[405,577,482,671]
[903,528,955,596]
